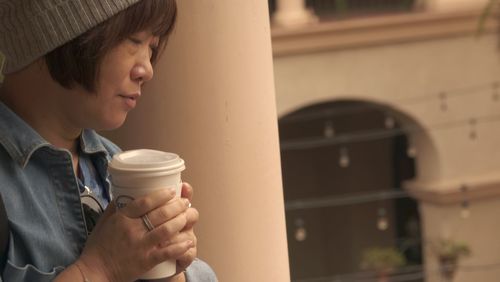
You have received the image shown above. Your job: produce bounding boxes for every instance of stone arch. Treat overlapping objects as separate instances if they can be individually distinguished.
[278,95,441,184]
[278,97,442,279]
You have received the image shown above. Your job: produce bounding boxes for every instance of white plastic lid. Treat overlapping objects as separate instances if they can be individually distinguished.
[108,149,185,174]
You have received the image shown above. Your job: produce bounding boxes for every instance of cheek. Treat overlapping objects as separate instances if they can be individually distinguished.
[100,67,129,86]
[99,53,133,87]
[96,72,129,97]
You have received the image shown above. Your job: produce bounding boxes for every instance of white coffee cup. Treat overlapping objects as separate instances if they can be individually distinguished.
[108,149,186,279]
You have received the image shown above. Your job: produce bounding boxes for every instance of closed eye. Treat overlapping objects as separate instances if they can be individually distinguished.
[129,37,142,45]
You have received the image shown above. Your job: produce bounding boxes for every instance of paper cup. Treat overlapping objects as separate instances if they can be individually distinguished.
[108,149,185,279]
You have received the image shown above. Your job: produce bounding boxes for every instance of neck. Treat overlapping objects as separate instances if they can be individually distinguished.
[0,60,82,154]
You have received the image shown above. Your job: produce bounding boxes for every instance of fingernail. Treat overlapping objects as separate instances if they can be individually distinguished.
[187,240,194,248]
[184,198,191,207]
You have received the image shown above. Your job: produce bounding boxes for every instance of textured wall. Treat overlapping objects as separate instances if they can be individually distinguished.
[274,29,500,281]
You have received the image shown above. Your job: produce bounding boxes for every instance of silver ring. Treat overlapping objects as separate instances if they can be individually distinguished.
[141,214,155,232]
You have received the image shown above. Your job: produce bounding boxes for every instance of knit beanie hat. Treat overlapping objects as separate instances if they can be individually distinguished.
[0,0,142,74]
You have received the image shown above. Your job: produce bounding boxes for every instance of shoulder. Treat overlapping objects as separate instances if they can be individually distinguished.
[185,258,218,282]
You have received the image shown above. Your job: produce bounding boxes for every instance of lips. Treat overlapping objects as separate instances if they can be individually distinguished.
[119,93,141,109]
[119,93,141,100]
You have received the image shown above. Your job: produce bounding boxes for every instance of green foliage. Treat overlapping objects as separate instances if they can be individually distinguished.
[360,247,407,272]
[335,0,348,14]
[435,239,471,259]
[478,0,499,35]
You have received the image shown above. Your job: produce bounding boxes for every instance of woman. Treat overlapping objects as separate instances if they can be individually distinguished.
[0,0,216,281]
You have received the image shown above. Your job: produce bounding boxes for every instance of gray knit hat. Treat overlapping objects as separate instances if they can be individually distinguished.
[0,0,143,74]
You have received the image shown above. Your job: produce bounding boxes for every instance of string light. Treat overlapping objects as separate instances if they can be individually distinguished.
[280,113,500,151]
[384,114,396,129]
[492,82,499,101]
[406,136,417,158]
[406,146,417,158]
[439,91,448,112]
[460,185,471,219]
[294,218,307,242]
[323,120,335,138]
[285,190,408,211]
[377,208,389,231]
[280,81,499,125]
[469,118,477,140]
[339,147,350,168]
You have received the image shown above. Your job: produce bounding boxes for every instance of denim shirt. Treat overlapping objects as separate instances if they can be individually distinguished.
[0,101,217,282]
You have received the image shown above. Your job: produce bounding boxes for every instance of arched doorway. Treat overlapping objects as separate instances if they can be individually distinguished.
[279,100,425,281]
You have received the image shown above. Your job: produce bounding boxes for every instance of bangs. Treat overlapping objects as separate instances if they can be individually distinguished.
[121,0,177,38]
[94,0,178,63]
[114,0,177,63]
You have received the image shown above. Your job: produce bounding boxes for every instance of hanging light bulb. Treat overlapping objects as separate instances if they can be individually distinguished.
[439,92,447,112]
[492,82,499,101]
[461,201,471,219]
[377,208,389,231]
[469,118,477,140]
[460,185,470,219]
[384,114,395,129]
[339,147,350,168]
[323,120,335,138]
[406,137,417,158]
[407,145,417,158]
[294,218,307,242]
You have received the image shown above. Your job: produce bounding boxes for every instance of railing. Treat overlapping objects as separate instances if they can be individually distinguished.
[268,0,417,20]
[306,0,416,19]
[293,265,425,282]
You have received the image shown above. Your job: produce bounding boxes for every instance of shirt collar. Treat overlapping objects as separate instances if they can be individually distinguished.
[80,129,108,155]
[0,101,108,168]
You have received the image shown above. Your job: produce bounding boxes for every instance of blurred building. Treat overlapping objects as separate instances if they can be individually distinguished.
[271,0,500,281]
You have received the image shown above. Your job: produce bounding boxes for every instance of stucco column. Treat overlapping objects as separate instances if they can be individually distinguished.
[273,0,318,27]
[422,0,489,11]
[103,1,290,281]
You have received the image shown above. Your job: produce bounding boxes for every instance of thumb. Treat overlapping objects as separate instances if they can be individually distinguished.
[100,200,117,221]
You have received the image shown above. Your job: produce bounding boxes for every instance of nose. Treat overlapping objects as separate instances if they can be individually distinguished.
[131,57,154,85]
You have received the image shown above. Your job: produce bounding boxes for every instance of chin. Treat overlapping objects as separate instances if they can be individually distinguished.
[96,117,128,131]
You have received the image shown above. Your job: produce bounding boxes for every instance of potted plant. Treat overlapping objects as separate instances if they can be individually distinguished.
[432,239,471,280]
[360,247,406,282]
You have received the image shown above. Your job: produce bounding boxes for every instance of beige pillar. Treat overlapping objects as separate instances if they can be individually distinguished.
[422,0,489,12]
[273,0,318,27]
[103,0,290,281]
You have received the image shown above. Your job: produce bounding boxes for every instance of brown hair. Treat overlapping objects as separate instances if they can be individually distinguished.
[45,0,177,92]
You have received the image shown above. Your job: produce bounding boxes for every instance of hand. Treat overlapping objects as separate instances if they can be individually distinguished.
[77,188,193,282]
[174,182,199,273]
[143,182,199,282]
[177,183,200,272]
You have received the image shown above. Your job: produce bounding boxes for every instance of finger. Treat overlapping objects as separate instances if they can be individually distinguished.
[145,212,188,247]
[100,200,117,221]
[176,247,197,272]
[158,229,196,248]
[119,188,175,218]
[147,198,190,228]
[181,182,193,201]
[183,207,199,231]
[150,240,195,266]
[89,201,117,233]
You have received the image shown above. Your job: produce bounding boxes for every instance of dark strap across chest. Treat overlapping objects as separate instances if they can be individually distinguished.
[0,193,8,272]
